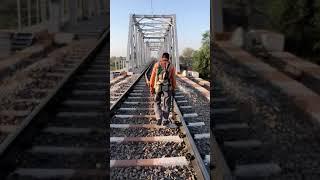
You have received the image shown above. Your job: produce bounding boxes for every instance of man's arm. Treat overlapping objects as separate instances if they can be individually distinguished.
[149,64,157,92]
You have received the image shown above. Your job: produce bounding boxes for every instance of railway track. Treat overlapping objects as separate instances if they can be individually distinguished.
[187,77,210,91]
[110,74,140,107]
[0,30,109,179]
[110,67,150,107]
[110,65,210,179]
[212,79,282,179]
[213,41,320,179]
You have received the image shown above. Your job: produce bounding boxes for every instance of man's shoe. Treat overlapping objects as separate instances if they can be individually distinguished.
[157,119,162,125]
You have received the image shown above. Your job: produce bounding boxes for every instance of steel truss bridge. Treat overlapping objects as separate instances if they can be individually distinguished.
[126,14,180,73]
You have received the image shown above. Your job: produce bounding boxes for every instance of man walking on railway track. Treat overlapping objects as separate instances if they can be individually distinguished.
[149,52,177,126]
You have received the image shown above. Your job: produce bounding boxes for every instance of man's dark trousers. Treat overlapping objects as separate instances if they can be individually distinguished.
[154,90,172,121]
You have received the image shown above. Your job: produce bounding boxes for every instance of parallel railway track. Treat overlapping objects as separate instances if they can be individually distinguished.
[110,64,210,179]
[0,29,109,179]
[214,41,320,179]
[188,77,210,91]
[212,79,281,179]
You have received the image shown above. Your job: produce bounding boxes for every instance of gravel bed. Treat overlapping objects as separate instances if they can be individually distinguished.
[55,64,75,69]
[110,75,139,96]
[111,166,197,179]
[49,117,104,128]
[0,116,25,125]
[0,41,94,129]
[179,108,196,114]
[131,89,149,92]
[19,153,105,169]
[183,117,208,124]
[176,102,189,106]
[125,98,152,102]
[110,76,149,104]
[111,142,187,159]
[195,139,210,158]
[214,47,320,179]
[27,67,57,78]
[174,96,186,100]
[0,133,7,143]
[111,95,121,100]
[115,109,154,115]
[188,126,209,134]
[110,128,179,137]
[12,101,39,111]
[175,78,210,169]
[14,90,47,99]
[113,89,127,94]
[119,103,153,108]
[34,133,105,147]
[40,75,63,82]
[110,117,157,124]
[26,80,57,89]
[132,89,149,92]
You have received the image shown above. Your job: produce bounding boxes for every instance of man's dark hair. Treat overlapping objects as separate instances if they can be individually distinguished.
[162,52,170,59]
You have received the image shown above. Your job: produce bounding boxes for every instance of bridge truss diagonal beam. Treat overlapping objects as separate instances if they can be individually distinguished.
[126,14,180,72]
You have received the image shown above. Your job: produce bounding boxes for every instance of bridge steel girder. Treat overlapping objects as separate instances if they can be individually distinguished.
[126,14,180,73]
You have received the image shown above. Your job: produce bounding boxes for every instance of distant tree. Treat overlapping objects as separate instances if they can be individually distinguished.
[181,47,194,66]
[192,30,210,79]
[182,48,195,58]
[179,55,185,64]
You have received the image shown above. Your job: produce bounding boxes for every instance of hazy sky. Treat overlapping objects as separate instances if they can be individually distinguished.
[110,0,210,57]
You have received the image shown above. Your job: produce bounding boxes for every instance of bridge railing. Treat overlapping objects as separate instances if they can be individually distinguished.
[0,0,108,32]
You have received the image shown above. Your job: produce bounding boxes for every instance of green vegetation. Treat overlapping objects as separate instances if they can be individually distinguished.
[192,30,210,79]
[265,0,320,62]
[228,0,320,63]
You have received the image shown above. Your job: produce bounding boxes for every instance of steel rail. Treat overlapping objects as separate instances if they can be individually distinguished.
[173,98,210,180]
[211,130,233,180]
[0,27,109,176]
